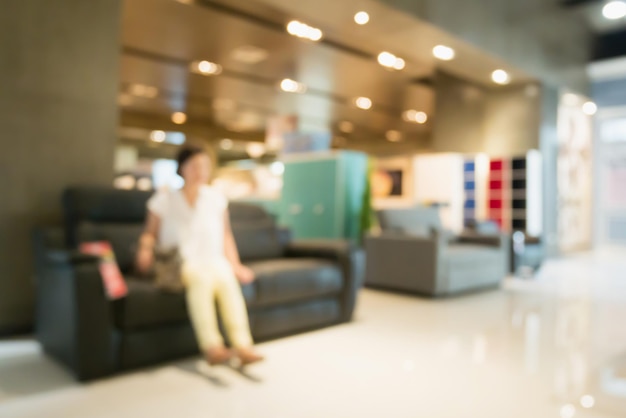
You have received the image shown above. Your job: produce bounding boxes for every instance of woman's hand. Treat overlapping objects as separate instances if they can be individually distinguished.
[136,247,154,274]
[234,264,256,285]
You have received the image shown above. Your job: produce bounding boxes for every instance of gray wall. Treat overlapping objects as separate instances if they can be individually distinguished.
[0,0,122,333]
[380,0,591,93]
[431,73,541,155]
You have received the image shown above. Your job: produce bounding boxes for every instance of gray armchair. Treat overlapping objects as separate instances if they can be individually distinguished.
[365,207,509,296]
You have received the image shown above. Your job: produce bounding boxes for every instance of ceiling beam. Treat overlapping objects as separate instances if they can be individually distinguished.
[119,110,266,142]
[121,47,406,118]
[560,0,603,7]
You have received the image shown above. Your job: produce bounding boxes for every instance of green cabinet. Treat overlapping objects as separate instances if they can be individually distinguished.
[279,151,368,242]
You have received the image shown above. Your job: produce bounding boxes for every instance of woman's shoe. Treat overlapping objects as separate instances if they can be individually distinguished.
[235,348,264,366]
[205,346,233,366]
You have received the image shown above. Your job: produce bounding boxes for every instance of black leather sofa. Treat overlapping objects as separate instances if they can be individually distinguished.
[33,187,359,381]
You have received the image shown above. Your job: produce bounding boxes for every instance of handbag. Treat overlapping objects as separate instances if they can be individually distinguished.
[153,247,185,292]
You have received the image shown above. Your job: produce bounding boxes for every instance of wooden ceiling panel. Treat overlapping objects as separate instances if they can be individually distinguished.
[120,0,440,148]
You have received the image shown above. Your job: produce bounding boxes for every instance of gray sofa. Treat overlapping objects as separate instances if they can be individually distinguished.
[365,207,509,296]
[33,187,360,381]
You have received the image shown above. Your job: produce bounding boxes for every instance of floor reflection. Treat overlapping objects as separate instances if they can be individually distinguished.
[1,249,626,418]
[532,249,626,416]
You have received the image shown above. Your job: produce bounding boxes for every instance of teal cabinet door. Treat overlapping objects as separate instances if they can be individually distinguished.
[280,158,339,239]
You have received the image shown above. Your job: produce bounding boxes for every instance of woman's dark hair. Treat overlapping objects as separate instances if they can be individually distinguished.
[176,145,207,176]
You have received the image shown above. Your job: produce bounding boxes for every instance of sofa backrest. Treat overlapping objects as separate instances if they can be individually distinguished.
[377,206,443,237]
[63,187,286,271]
[228,203,286,262]
[63,187,152,273]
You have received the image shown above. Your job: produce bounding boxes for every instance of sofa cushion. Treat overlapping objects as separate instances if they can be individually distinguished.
[245,259,343,308]
[113,280,189,331]
[113,259,343,330]
[443,244,504,293]
[232,219,284,261]
[77,222,144,273]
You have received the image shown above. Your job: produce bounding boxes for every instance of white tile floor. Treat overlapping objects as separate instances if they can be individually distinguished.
[1,249,626,418]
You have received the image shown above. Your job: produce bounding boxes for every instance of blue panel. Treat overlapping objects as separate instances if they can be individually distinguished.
[464,181,476,190]
[464,161,475,171]
[464,200,476,209]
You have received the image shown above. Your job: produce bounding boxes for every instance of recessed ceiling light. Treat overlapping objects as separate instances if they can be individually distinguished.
[603,1,626,20]
[378,52,396,67]
[287,20,323,41]
[386,130,403,142]
[393,58,406,70]
[355,97,372,110]
[339,121,354,133]
[583,101,598,115]
[354,11,370,25]
[280,78,307,93]
[378,52,405,70]
[403,110,428,124]
[150,130,166,142]
[175,0,193,4]
[403,110,417,122]
[171,112,187,124]
[191,60,222,76]
[129,84,159,98]
[433,45,455,61]
[491,69,511,85]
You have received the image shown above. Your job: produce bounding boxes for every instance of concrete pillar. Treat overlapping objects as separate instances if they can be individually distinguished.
[0,0,122,333]
[431,72,487,153]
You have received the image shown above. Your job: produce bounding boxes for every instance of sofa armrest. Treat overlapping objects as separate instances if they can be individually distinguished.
[285,239,359,322]
[365,234,440,295]
[276,226,293,247]
[33,228,117,381]
[285,239,353,259]
[454,232,510,277]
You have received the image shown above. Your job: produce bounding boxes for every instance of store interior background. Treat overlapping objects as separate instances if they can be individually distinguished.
[2,0,626,350]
